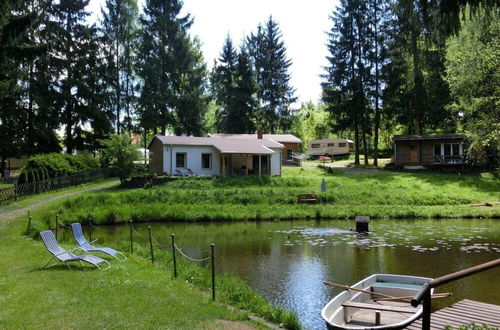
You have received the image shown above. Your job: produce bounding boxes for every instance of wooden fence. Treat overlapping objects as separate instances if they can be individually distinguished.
[0,169,107,205]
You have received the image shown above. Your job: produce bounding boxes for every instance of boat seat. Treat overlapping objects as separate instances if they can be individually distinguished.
[372,282,423,290]
[342,301,418,314]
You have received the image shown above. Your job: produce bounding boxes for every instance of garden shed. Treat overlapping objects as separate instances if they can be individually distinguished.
[393,134,467,166]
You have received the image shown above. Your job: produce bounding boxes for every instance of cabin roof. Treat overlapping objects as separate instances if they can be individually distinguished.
[208,133,302,143]
[149,135,283,154]
[309,138,353,144]
[394,134,466,142]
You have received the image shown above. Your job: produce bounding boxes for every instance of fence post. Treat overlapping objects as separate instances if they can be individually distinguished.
[422,289,431,330]
[148,226,154,264]
[171,234,177,279]
[88,216,92,242]
[27,215,32,234]
[129,220,133,254]
[211,243,215,301]
[55,214,59,240]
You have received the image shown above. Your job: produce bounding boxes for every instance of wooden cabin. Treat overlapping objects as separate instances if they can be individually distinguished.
[307,138,354,158]
[393,134,466,166]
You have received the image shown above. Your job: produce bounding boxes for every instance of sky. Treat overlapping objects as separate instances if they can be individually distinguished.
[88,0,339,105]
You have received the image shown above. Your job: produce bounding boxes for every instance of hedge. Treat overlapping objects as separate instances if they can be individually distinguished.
[18,153,100,183]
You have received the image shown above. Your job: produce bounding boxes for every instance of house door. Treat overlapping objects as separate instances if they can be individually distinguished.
[409,145,420,164]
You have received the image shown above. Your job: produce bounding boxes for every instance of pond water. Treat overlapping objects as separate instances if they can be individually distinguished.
[64,219,500,329]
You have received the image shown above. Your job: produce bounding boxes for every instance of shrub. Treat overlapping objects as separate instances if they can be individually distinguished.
[18,153,100,183]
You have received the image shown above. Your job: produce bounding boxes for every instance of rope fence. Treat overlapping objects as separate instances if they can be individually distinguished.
[26,214,217,300]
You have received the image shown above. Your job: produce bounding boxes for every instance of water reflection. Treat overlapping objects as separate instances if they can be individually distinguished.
[67,219,500,330]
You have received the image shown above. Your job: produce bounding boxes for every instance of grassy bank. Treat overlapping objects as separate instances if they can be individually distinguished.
[29,167,499,228]
[1,196,300,329]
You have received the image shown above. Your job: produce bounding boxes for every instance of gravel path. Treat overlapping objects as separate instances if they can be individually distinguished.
[0,180,119,221]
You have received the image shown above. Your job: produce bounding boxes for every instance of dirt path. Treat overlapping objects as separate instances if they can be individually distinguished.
[0,180,119,221]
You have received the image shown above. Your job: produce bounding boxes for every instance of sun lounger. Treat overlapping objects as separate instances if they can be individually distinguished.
[186,168,197,176]
[71,223,126,260]
[40,230,110,270]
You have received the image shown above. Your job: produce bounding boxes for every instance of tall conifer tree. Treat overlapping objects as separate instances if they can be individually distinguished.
[248,16,296,133]
[137,0,207,136]
[101,0,138,134]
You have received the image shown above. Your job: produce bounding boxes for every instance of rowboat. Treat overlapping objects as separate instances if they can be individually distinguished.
[321,274,433,329]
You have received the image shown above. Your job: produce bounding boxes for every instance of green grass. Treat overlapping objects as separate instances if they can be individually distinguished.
[0,216,248,329]
[0,178,118,215]
[28,166,499,229]
[1,188,301,329]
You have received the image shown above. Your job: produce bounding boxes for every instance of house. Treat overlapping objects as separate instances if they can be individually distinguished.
[307,138,354,158]
[148,135,284,176]
[393,134,466,166]
[208,132,302,166]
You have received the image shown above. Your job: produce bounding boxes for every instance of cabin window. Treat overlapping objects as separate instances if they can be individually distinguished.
[327,143,335,147]
[175,153,186,168]
[287,148,293,160]
[338,143,346,148]
[201,153,211,169]
[348,142,354,152]
[434,143,463,156]
[311,143,320,148]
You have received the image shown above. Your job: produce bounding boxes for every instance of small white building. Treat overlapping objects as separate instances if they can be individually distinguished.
[148,135,283,176]
[307,138,354,157]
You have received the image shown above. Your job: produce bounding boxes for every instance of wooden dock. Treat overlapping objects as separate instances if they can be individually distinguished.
[405,299,500,329]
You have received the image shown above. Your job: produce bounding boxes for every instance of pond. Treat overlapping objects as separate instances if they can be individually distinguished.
[64,219,500,329]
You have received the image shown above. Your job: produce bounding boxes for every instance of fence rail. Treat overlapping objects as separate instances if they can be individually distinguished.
[0,169,107,205]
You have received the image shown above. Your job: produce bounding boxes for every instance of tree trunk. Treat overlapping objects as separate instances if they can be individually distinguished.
[373,0,380,167]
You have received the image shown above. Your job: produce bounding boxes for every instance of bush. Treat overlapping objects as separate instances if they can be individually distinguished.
[18,153,100,183]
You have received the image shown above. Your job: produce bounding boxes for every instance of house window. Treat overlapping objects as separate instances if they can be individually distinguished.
[327,143,335,147]
[311,143,320,148]
[287,148,293,160]
[339,143,346,148]
[175,153,186,168]
[201,153,211,169]
[434,143,464,163]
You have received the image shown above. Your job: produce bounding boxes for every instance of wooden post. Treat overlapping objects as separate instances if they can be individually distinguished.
[171,234,177,279]
[422,289,431,330]
[355,216,370,232]
[375,311,381,326]
[129,220,133,254]
[27,215,32,234]
[258,155,262,176]
[88,216,92,242]
[148,226,154,264]
[211,243,215,300]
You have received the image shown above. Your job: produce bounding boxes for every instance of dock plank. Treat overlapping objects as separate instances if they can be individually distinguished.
[406,300,500,329]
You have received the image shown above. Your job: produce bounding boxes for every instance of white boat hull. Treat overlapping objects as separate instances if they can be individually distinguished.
[321,274,433,330]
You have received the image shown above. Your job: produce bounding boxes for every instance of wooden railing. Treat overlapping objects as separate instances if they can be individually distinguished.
[411,258,500,330]
[434,155,466,164]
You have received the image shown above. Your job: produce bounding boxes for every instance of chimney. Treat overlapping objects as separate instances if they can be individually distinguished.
[257,129,263,139]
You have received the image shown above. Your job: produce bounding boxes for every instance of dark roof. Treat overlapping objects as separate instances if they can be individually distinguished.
[393,134,466,142]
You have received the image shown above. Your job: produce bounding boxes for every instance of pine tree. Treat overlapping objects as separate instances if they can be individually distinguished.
[322,0,372,165]
[101,0,139,134]
[233,46,258,133]
[210,35,238,132]
[137,0,207,136]
[248,16,296,133]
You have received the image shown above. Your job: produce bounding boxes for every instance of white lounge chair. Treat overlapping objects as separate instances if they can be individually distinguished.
[71,223,126,260]
[40,230,110,270]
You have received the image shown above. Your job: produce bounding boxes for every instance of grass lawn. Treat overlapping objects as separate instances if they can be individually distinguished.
[31,166,499,227]
[0,184,300,329]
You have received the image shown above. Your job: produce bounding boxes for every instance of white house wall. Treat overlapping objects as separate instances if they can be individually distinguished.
[163,145,221,175]
[270,148,281,176]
